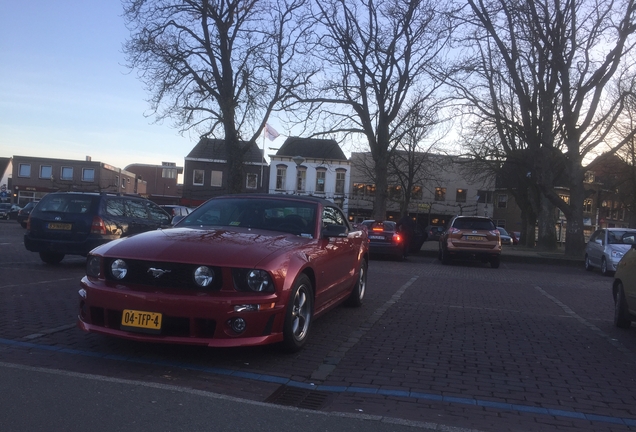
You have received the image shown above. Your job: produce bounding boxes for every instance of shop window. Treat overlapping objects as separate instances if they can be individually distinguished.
[435,187,446,201]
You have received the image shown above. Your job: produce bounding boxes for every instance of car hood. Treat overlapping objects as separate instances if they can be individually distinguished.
[91,227,310,267]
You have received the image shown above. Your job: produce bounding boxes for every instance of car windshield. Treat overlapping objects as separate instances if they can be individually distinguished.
[179,197,317,238]
[453,218,495,230]
[608,230,636,245]
[497,227,509,235]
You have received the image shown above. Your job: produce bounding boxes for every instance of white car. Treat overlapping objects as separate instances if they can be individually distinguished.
[612,232,636,328]
[585,228,636,276]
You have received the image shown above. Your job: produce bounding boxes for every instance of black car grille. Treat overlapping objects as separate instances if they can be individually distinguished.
[104,258,223,291]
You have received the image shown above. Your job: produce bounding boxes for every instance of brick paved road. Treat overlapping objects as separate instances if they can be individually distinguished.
[1,219,635,431]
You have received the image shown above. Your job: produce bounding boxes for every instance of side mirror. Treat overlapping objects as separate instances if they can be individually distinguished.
[322,224,348,238]
[595,238,603,245]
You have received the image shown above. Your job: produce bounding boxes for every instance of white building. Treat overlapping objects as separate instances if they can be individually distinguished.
[268,137,350,214]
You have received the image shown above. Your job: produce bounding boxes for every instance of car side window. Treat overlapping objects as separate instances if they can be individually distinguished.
[322,206,349,230]
[147,202,171,224]
[126,199,149,219]
[105,198,126,217]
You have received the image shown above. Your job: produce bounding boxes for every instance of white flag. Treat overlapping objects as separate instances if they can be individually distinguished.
[264,123,280,141]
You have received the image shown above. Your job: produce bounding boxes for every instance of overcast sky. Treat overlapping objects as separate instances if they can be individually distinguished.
[0,1,286,172]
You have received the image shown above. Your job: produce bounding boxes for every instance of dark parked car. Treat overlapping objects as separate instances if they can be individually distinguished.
[77,194,369,351]
[425,225,445,241]
[438,215,502,268]
[0,203,21,220]
[17,201,37,228]
[612,232,636,328]
[497,227,513,246]
[24,192,171,264]
[362,220,405,260]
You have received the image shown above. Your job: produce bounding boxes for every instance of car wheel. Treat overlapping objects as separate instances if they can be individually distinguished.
[490,255,500,269]
[584,254,593,271]
[39,252,65,265]
[345,258,367,307]
[614,283,632,329]
[601,257,610,276]
[281,274,313,352]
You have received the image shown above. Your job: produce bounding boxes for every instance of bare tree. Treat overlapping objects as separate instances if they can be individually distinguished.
[449,0,636,255]
[296,0,451,220]
[122,0,312,193]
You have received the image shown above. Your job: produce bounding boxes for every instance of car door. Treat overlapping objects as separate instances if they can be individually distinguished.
[587,230,603,267]
[124,199,151,235]
[313,206,358,309]
[146,201,171,229]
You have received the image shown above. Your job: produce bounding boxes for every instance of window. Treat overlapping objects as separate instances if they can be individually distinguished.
[584,171,595,183]
[39,165,52,179]
[322,206,348,228]
[18,164,31,177]
[456,188,467,203]
[276,166,287,191]
[82,168,95,182]
[496,219,506,228]
[435,187,446,201]
[246,173,257,189]
[125,199,148,218]
[193,169,204,186]
[105,198,126,216]
[162,167,177,179]
[211,170,222,187]
[497,194,507,208]
[121,178,126,189]
[411,186,423,200]
[477,190,493,203]
[315,169,326,193]
[389,185,402,199]
[583,199,592,213]
[353,183,365,196]
[60,167,73,180]
[365,184,376,197]
[335,170,346,194]
[296,167,306,192]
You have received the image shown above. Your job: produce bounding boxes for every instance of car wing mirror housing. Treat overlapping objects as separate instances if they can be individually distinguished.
[322,224,348,238]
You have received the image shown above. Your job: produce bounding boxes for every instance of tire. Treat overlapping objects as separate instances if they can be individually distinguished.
[490,255,500,269]
[614,283,632,329]
[601,257,610,276]
[345,258,367,307]
[584,254,593,271]
[281,274,313,352]
[39,252,65,265]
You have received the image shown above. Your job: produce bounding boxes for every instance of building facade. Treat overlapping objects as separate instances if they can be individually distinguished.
[268,137,350,213]
[181,138,269,206]
[349,152,496,227]
[11,155,146,207]
[125,162,184,205]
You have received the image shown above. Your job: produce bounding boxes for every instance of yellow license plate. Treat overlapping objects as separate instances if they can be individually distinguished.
[121,309,162,332]
[466,235,484,241]
[48,223,72,230]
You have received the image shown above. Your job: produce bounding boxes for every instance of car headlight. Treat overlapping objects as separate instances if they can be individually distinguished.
[611,250,625,259]
[111,259,128,279]
[247,270,273,292]
[194,266,215,287]
[86,255,101,277]
[233,269,274,293]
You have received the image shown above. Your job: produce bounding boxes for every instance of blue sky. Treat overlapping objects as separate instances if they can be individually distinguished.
[0,1,232,172]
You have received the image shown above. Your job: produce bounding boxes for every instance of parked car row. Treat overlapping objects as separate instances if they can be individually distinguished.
[0,203,21,220]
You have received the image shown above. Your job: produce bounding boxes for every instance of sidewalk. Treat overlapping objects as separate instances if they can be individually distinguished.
[419,239,584,266]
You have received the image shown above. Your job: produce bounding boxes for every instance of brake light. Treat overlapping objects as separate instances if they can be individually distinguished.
[393,233,402,244]
[372,227,384,232]
[91,216,107,235]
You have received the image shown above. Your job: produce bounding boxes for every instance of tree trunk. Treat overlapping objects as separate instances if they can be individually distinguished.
[536,194,558,250]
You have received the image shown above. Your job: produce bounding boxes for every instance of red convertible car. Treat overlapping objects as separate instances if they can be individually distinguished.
[77,194,369,352]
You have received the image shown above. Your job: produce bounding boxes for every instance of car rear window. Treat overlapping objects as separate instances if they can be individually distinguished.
[453,218,495,230]
[36,195,94,214]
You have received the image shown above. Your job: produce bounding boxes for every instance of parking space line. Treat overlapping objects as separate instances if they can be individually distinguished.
[0,277,78,290]
[534,285,634,360]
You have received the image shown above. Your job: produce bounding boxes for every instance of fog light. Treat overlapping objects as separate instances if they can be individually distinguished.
[230,317,246,333]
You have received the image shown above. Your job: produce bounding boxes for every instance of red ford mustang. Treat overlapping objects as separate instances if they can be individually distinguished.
[77,194,369,351]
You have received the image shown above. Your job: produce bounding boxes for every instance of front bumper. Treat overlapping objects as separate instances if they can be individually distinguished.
[77,277,287,347]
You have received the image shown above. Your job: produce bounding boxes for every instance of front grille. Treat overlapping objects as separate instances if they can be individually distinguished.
[104,258,223,291]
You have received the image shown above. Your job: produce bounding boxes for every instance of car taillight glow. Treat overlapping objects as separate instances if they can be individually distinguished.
[393,233,402,244]
[91,216,107,235]
[372,227,384,232]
